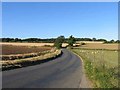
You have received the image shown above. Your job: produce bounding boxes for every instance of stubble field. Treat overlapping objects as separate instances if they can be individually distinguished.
[0,43,62,70]
[75,43,119,50]
[2,44,51,55]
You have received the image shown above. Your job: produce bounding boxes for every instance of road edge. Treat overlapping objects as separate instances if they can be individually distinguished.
[68,49,92,88]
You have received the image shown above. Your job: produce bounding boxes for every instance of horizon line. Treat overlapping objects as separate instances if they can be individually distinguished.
[0,37,118,41]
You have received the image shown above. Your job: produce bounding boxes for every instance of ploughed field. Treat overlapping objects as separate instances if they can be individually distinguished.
[2,44,51,55]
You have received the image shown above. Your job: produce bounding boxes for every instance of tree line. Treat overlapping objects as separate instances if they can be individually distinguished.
[0,37,119,43]
[1,36,119,49]
[0,38,56,43]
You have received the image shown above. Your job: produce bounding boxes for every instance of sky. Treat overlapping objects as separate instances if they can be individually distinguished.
[2,2,118,40]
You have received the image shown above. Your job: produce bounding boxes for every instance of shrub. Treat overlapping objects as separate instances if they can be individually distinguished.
[81,42,86,45]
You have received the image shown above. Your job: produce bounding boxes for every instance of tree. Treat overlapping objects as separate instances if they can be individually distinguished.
[92,38,96,41]
[110,39,115,43]
[68,35,76,46]
[115,40,120,43]
[14,38,19,42]
[54,36,65,49]
[97,39,107,42]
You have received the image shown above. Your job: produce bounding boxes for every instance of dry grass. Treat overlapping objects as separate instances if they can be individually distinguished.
[1,44,52,60]
[76,41,104,44]
[75,43,119,50]
[0,42,69,48]
[0,42,54,47]
[1,44,51,55]
[1,48,62,69]
[0,43,62,70]
[1,51,51,60]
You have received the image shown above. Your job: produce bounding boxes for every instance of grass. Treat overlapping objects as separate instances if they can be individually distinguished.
[71,48,119,88]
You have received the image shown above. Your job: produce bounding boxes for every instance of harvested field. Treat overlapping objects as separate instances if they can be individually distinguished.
[0,43,62,70]
[1,44,51,55]
[1,48,62,70]
[0,42,54,47]
[75,43,119,50]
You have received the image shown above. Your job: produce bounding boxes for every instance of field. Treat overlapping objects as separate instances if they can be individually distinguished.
[75,42,119,50]
[0,43,62,70]
[71,48,119,88]
[1,42,119,50]
[0,42,54,47]
[2,44,51,55]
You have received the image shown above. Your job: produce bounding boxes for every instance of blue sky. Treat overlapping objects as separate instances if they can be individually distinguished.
[2,2,118,40]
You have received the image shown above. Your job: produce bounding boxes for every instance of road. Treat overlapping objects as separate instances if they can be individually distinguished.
[2,49,83,88]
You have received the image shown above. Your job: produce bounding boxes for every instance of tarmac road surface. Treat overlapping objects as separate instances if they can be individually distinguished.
[2,49,83,88]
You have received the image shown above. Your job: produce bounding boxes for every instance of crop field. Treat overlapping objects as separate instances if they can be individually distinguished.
[75,43,119,50]
[0,42,54,47]
[0,43,62,70]
[1,44,51,55]
[71,48,119,88]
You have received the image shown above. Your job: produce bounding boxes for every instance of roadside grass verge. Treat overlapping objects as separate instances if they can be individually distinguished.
[1,48,62,71]
[70,48,118,88]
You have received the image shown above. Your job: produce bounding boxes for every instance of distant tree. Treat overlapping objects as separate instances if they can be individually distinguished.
[104,40,108,43]
[97,39,107,42]
[115,40,120,43]
[2,38,14,42]
[81,42,86,45]
[14,38,18,42]
[68,35,76,46]
[110,39,115,43]
[54,36,65,49]
[92,38,96,41]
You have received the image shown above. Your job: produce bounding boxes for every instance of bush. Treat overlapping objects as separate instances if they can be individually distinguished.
[54,42,62,49]
[81,42,86,45]
[68,35,75,46]
[54,36,65,49]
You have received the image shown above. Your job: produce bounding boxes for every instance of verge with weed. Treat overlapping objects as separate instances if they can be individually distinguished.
[71,48,118,88]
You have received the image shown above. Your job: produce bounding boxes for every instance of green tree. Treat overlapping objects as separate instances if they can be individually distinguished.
[14,38,19,42]
[110,39,115,43]
[115,40,120,43]
[54,36,65,49]
[68,35,76,46]
[92,38,96,41]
